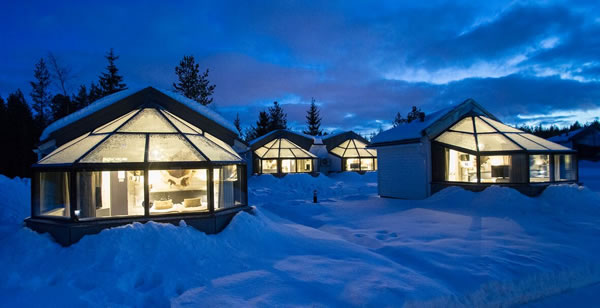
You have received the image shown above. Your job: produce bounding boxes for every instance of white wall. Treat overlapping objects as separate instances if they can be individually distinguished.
[328,154,342,172]
[377,140,430,199]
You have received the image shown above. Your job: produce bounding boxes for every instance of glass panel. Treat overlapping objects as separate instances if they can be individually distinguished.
[279,139,296,148]
[444,148,478,182]
[338,140,350,148]
[94,110,139,133]
[435,132,477,151]
[263,139,277,148]
[367,149,377,156]
[297,159,313,172]
[119,108,177,133]
[291,148,313,158]
[77,171,145,219]
[345,148,359,157]
[261,159,278,173]
[360,159,375,171]
[34,172,70,217]
[148,134,204,162]
[254,147,268,158]
[353,139,368,149]
[264,149,279,158]
[357,149,374,157]
[345,158,361,171]
[474,117,496,133]
[214,165,244,210]
[281,159,297,173]
[331,147,345,157]
[161,110,202,134]
[271,139,281,149]
[530,154,550,182]
[81,134,146,163]
[40,134,106,164]
[555,154,576,181]
[480,155,512,183]
[148,169,209,215]
[204,133,237,155]
[187,135,240,161]
[479,116,521,133]
[506,133,548,150]
[477,133,521,151]
[521,133,571,151]
[374,158,378,170]
[279,149,295,158]
[450,117,474,133]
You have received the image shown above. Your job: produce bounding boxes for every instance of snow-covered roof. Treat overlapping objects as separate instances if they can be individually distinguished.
[40,86,237,141]
[371,107,452,144]
[548,127,600,143]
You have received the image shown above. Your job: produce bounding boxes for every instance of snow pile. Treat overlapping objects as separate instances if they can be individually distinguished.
[1,168,600,306]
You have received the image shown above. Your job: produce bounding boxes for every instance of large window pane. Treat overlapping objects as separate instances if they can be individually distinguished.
[281,159,297,173]
[149,169,208,215]
[77,171,144,219]
[261,159,278,173]
[529,154,550,182]
[360,158,375,171]
[118,108,177,133]
[435,132,477,151]
[214,165,245,210]
[555,154,577,181]
[477,133,521,151]
[480,155,512,183]
[148,135,205,162]
[444,148,477,182]
[34,172,70,217]
[345,158,361,171]
[81,134,146,163]
[450,117,474,133]
[297,159,313,172]
[40,134,106,164]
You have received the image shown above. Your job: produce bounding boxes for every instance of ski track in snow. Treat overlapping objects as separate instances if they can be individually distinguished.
[0,161,598,307]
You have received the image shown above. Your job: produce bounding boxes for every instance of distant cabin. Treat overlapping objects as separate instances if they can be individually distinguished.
[548,126,600,161]
[245,130,318,175]
[322,131,377,172]
[369,99,578,199]
[28,87,249,245]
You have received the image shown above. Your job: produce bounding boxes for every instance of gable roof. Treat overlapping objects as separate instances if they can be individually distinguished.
[248,130,314,151]
[548,126,600,143]
[40,87,239,147]
[370,99,498,146]
[322,131,369,151]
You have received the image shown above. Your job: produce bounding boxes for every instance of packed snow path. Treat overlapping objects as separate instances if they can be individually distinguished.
[0,161,599,307]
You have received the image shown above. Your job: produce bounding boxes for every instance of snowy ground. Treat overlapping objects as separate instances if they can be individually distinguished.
[0,161,599,307]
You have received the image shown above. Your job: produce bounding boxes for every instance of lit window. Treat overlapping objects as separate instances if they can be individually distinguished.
[445,149,478,182]
[529,154,550,182]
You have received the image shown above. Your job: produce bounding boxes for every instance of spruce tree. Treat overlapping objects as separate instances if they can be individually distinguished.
[268,101,287,131]
[50,94,74,120]
[392,112,406,127]
[406,106,425,123]
[6,90,37,177]
[303,97,322,136]
[30,58,52,126]
[88,82,103,102]
[72,84,89,110]
[98,48,126,96]
[173,55,216,105]
[254,111,271,138]
[233,113,243,137]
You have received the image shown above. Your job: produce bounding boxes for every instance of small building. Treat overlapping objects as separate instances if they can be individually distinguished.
[246,130,317,175]
[27,87,249,245]
[548,126,600,161]
[370,99,578,199]
[322,131,377,172]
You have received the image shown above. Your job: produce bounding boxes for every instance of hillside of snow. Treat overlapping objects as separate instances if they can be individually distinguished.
[0,161,599,306]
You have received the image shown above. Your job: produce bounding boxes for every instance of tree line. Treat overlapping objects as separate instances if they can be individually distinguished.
[1,51,216,178]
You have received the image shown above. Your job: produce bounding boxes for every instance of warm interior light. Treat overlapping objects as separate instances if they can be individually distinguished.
[117,171,125,182]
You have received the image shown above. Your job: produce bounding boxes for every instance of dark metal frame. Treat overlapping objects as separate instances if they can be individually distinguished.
[31,104,249,225]
[430,115,579,186]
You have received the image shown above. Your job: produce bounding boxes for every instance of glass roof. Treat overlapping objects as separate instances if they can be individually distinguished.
[255,138,316,159]
[331,139,377,158]
[434,116,571,153]
[39,107,242,165]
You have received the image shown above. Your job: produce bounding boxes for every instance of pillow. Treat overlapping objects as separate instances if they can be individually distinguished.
[183,197,202,208]
[154,199,173,210]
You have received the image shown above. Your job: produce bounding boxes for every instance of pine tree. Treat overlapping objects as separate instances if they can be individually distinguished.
[406,106,425,123]
[392,112,406,127]
[254,111,271,138]
[88,82,103,102]
[98,48,126,96]
[30,58,52,126]
[6,90,37,177]
[303,97,322,136]
[50,94,74,120]
[173,55,216,105]
[268,101,287,131]
[72,84,89,110]
[233,113,242,137]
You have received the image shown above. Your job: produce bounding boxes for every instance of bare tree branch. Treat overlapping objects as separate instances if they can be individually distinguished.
[47,52,72,96]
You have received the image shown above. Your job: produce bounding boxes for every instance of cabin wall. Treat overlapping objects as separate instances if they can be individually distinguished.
[328,154,342,172]
[377,139,430,199]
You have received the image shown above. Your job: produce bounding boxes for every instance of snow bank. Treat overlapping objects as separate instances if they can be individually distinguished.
[0,175,29,224]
